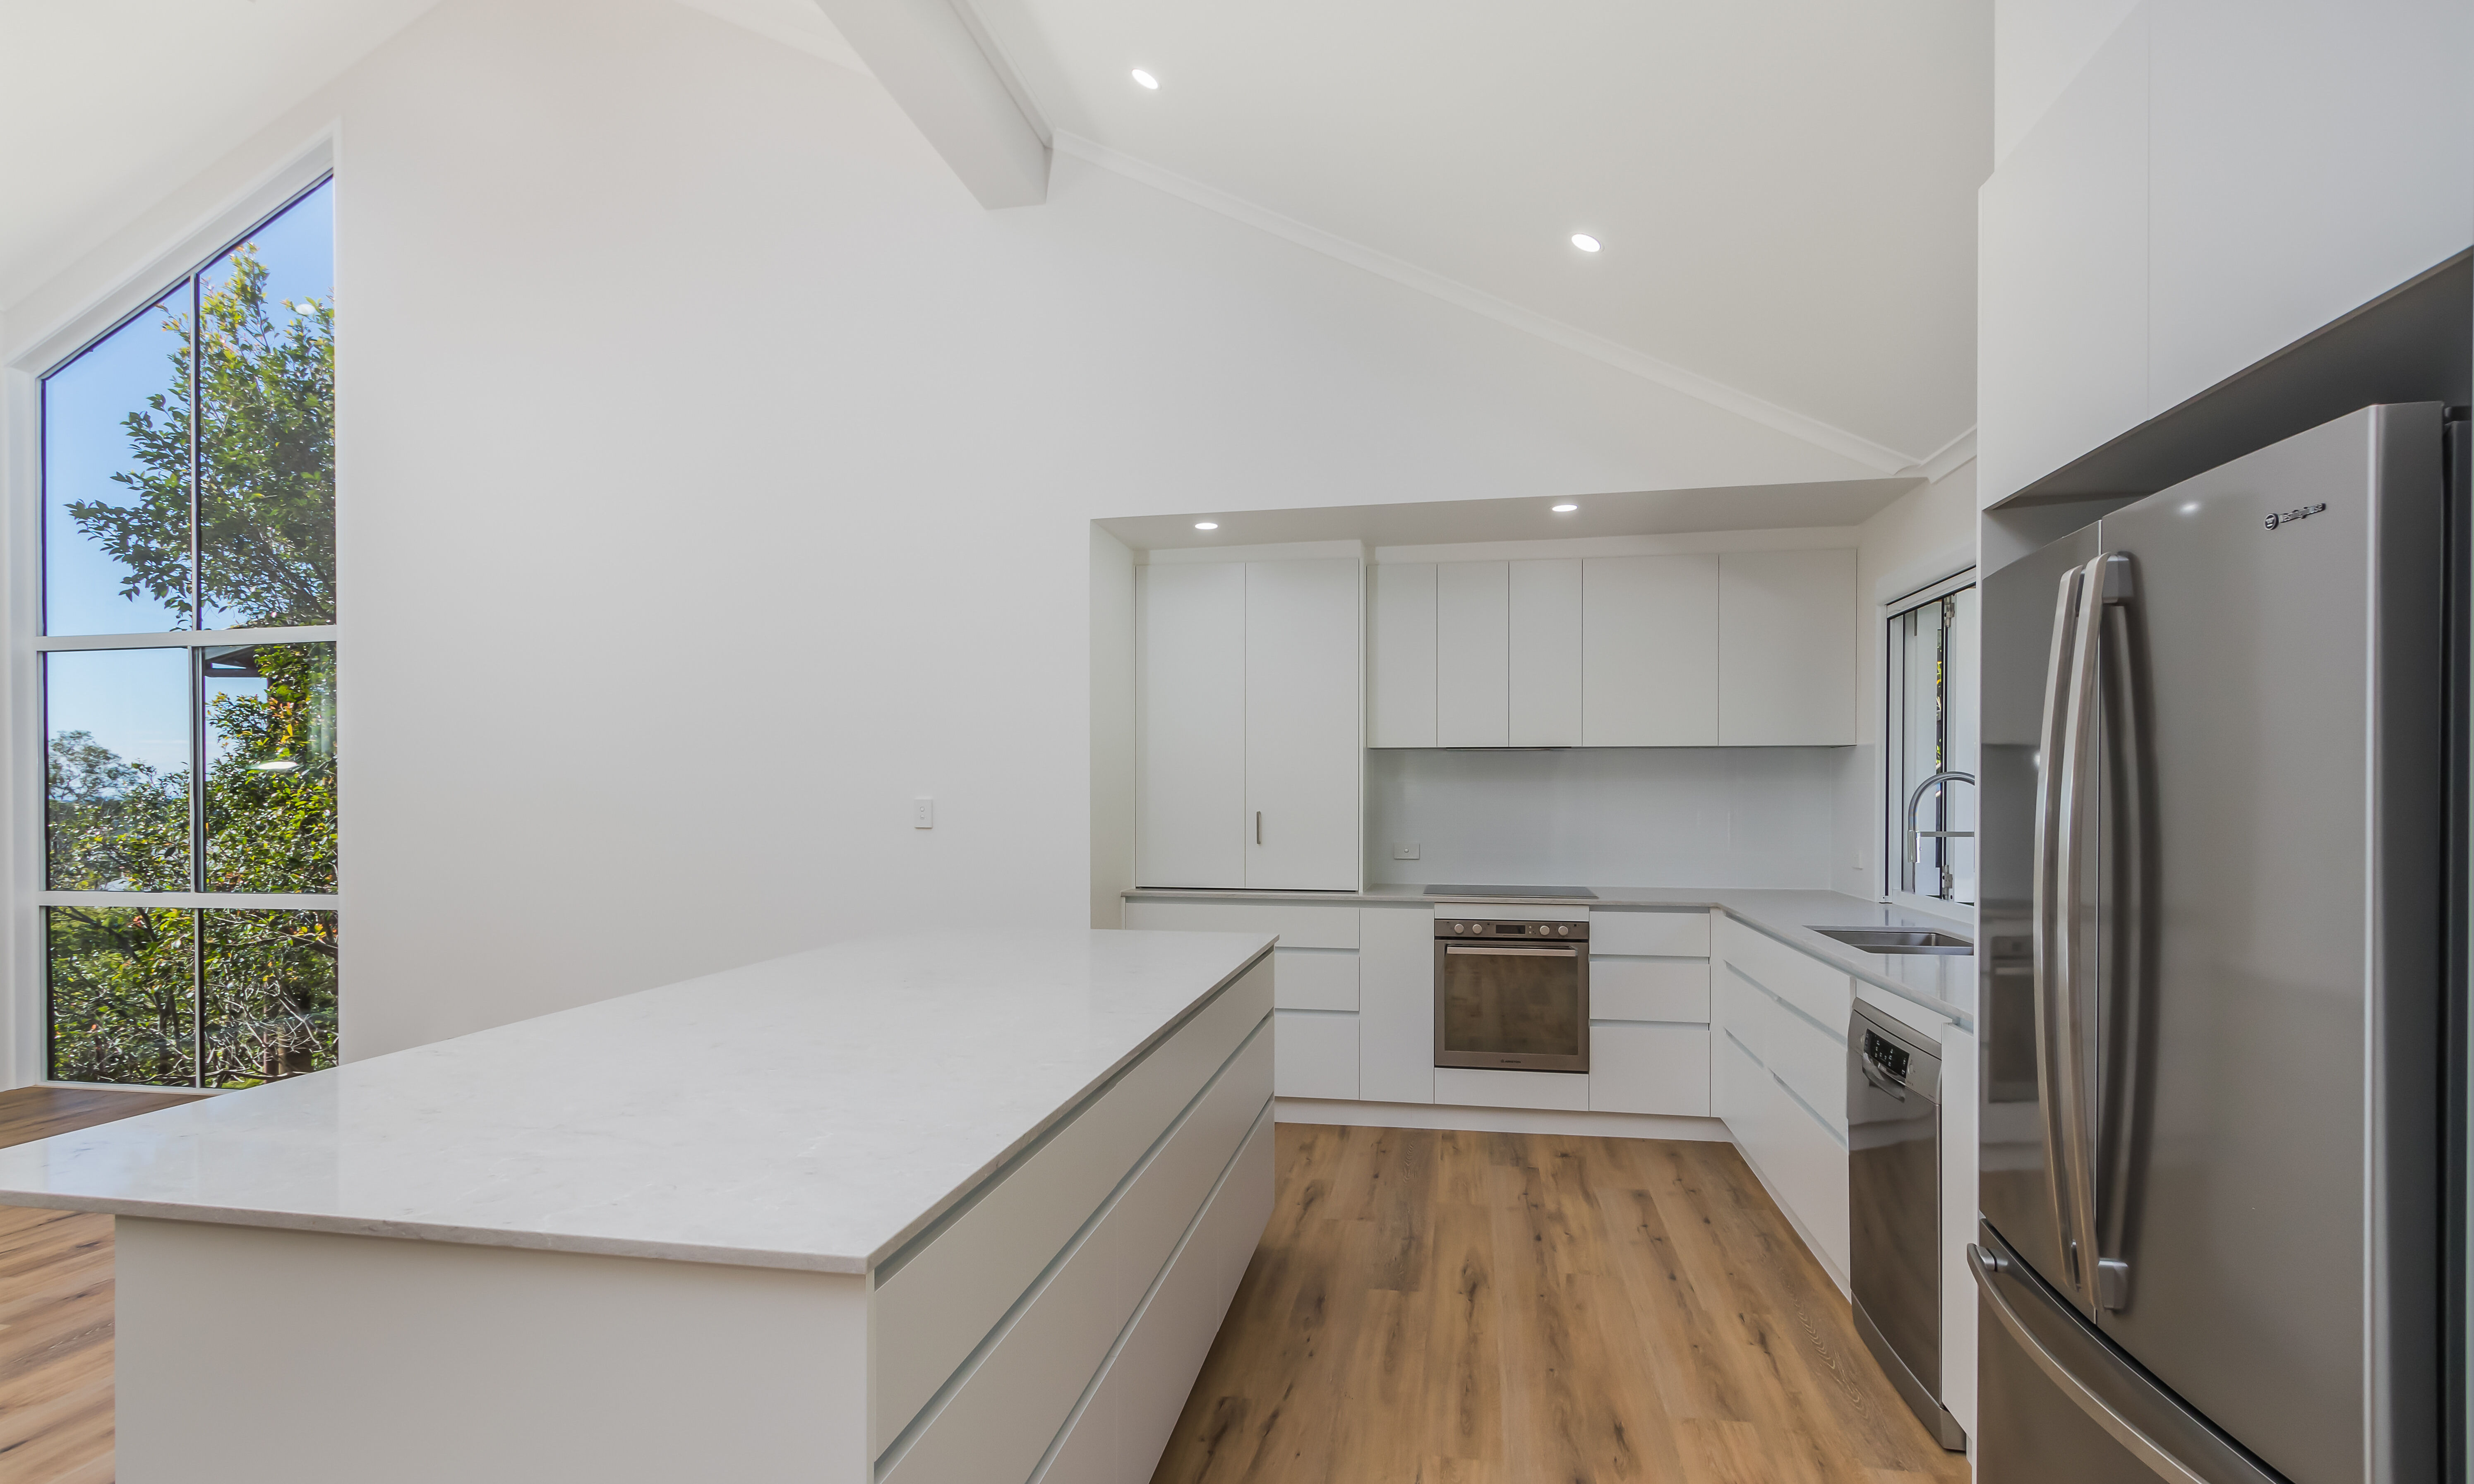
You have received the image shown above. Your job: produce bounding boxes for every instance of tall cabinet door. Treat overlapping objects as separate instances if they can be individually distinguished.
[1367,563,1437,747]
[1135,563,1246,886]
[1245,559,1361,889]
[1435,562,1509,746]
[1507,559,1581,746]
[1580,555,1718,745]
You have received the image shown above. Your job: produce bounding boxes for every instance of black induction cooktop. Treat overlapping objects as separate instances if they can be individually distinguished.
[1420,884,1599,899]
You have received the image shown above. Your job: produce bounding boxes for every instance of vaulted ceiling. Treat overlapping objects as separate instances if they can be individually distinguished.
[2,0,1990,470]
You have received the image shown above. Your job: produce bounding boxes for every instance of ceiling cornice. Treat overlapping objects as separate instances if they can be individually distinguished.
[1053,131,1941,476]
[1910,426,1977,484]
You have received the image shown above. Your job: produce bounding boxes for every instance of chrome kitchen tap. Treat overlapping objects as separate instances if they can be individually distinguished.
[1903,770,1975,898]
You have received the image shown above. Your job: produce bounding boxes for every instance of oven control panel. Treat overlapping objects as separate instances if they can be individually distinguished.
[1433,919,1589,940]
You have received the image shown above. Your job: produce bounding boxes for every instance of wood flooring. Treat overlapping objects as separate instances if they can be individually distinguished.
[0,1086,194,1484]
[1149,1123,1970,1484]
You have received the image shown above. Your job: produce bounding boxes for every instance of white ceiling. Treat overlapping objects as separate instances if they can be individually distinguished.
[0,0,444,307]
[975,0,1992,469]
[4,0,1992,471]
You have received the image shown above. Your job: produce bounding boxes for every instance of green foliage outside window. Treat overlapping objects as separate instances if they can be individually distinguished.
[44,222,340,1089]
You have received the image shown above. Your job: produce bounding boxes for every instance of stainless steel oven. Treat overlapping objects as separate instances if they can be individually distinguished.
[1433,917,1589,1072]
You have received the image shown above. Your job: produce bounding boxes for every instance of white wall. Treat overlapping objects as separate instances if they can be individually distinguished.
[1366,747,1843,890]
[0,0,1893,1064]
[1993,0,2142,163]
[1833,458,1978,899]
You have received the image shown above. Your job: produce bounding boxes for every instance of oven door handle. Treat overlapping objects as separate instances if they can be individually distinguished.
[1442,945,1580,957]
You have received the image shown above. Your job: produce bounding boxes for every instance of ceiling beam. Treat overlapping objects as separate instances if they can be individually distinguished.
[809,0,1048,208]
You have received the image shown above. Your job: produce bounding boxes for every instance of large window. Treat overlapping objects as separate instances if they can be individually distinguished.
[38,178,337,1088]
[1885,574,1977,907]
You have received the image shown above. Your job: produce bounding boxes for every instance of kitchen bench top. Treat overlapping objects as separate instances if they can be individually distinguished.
[0,928,1274,1275]
[1123,884,1975,1027]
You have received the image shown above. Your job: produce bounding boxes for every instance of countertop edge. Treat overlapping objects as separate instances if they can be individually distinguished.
[1124,887,1974,1029]
[0,1193,876,1274]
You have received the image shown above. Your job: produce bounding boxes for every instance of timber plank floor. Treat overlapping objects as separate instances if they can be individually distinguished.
[1150,1123,1970,1484]
[0,1086,194,1484]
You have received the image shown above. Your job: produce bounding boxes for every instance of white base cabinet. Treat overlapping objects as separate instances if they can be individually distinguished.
[1711,918,1856,1286]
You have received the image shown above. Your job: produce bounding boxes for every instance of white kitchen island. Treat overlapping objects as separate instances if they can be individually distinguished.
[0,928,1276,1484]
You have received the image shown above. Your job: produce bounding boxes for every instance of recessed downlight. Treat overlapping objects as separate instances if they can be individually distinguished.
[1570,233,1602,253]
[1551,503,1579,513]
[1194,521,1218,530]
[1131,68,1159,89]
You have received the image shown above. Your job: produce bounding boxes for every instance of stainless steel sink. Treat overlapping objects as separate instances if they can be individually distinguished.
[1807,926,1973,955]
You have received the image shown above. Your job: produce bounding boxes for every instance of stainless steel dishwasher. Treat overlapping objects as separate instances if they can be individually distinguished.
[1847,1001,1964,1450]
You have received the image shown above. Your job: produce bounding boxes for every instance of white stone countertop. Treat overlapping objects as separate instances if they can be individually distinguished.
[0,929,1274,1275]
[1123,883,1976,1027]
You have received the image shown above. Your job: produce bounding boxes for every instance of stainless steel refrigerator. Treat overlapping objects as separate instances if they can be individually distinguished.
[1974,403,2458,1484]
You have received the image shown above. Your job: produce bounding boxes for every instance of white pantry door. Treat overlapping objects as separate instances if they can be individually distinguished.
[1244,559,1361,890]
[1134,563,1247,887]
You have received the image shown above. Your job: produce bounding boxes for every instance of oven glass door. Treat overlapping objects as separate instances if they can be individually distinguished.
[1435,944,1587,1072]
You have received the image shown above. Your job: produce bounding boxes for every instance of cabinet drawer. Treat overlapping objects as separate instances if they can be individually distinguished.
[1273,1010,1359,1099]
[1588,1024,1710,1115]
[1754,1070,1850,1281]
[1273,947,1357,1011]
[1589,909,1709,957]
[1434,1067,1590,1112]
[1720,918,1851,1031]
[873,959,1271,1445]
[1762,1008,1848,1137]
[882,1027,1272,1484]
[1125,899,1359,949]
[1713,963,1778,1066]
[1589,957,1709,1022]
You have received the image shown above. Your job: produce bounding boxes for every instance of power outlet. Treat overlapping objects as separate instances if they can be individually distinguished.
[1392,841,1421,860]
[913,798,934,829]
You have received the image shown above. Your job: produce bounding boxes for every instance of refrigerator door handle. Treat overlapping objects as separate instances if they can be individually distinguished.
[2092,552,2145,1311]
[1968,1244,2209,1484]
[2030,564,2083,1293]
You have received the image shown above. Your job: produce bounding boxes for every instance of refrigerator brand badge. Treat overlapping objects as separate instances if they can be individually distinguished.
[2263,502,2327,530]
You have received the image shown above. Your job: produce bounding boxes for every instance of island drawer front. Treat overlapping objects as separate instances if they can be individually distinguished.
[1718,918,1851,1031]
[1589,958,1709,1022]
[880,1026,1273,1484]
[1589,909,1709,957]
[1035,1105,1275,1484]
[1273,947,1357,1011]
[873,958,1272,1445]
[1124,899,1358,949]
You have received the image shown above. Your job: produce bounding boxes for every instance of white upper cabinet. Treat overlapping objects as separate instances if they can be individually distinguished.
[1718,549,1855,745]
[1507,560,1582,746]
[1134,564,1248,887]
[1580,554,1718,746]
[2145,0,2474,412]
[1978,7,2150,505]
[1135,559,1360,890]
[1980,0,2474,501]
[1434,562,1509,747]
[1244,559,1363,889]
[1367,563,1437,748]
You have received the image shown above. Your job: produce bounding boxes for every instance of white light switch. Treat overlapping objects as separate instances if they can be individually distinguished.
[913,798,934,829]
[1392,841,1421,860]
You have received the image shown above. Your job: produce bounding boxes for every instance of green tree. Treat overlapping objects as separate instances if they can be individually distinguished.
[45,245,340,1088]
[71,247,335,628]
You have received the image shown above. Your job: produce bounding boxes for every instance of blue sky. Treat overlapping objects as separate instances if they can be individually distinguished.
[46,647,189,779]
[41,177,334,640]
